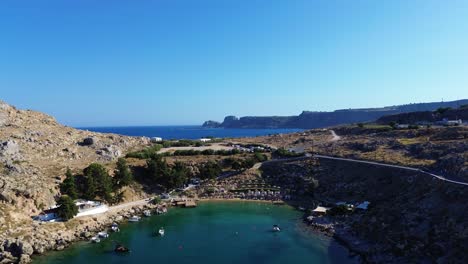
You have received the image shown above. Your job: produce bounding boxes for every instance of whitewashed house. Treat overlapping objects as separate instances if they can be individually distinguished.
[150,137,163,143]
[199,138,212,142]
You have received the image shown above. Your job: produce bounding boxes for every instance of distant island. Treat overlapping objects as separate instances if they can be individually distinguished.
[203,99,468,129]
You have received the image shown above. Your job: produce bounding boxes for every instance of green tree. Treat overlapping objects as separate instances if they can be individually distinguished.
[60,168,78,199]
[114,158,133,189]
[198,161,222,180]
[56,195,78,220]
[357,123,364,128]
[146,155,171,185]
[84,173,97,200]
[84,163,113,202]
[169,162,189,188]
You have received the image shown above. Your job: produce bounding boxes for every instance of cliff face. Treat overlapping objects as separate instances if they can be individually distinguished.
[203,99,468,129]
[0,100,149,233]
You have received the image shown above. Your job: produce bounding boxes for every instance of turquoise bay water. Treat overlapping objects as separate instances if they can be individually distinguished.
[34,202,356,264]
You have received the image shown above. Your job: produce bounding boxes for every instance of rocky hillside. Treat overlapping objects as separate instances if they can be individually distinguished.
[203,99,468,129]
[376,107,468,125]
[0,101,149,232]
[261,159,468,263]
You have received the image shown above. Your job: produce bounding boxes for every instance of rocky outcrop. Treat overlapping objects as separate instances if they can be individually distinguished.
[82,137,97,146]
[202,120,221,128]
[0,140,22,161]
[97,145,122,161]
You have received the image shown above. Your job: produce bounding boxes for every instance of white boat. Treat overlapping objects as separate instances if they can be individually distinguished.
[111,223,120,232]
[143,210,151,217]
[158,227,165,236]
[90,236,101,243]
[272,225,281,232]
[98,231,109,238]
[128,216,141,222]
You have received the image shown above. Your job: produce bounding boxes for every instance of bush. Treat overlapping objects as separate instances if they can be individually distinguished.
[126,144,163,159]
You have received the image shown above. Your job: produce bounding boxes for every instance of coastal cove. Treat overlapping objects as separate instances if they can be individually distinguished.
[78,126,304,140]
[33,201,356,264]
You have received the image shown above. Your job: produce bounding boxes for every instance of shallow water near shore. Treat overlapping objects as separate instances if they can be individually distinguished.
[34,202,356,264]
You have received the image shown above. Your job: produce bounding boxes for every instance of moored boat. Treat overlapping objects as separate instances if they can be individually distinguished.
[98,231,109,238]
[272,225,281,232]
[114,244,130,253]
[143,210,151,217]
[128,215,141,222]
[158,227,165,236]
[111,223,120,232]
[90,236,101,243]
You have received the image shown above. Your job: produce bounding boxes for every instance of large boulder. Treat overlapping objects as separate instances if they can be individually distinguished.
[97,145,122,161]
[19,242,33,256]
[0,140,22,160]
[82,137,97,146]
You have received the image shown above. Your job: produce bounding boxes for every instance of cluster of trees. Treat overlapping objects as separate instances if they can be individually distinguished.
[197,161,222,180]
[146,155,191,189]
[59,158,134,205]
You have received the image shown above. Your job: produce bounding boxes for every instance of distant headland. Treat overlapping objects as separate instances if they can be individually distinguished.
[203,99,468,129]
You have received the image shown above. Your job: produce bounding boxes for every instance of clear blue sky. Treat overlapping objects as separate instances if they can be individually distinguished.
[1,0,467,126]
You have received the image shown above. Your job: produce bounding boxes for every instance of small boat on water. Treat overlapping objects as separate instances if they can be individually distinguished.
[298,207,306,211]
[111,223,120,232]
[158,227,165,236]
[143,210,151,217]
[114,244,130,253]
[272,225,281,232]
[128,216,141,222]
[90,236,101,243]
[98,231,109,238]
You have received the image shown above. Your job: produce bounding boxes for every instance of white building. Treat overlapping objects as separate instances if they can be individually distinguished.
[199,138,212,142]
[438,119,462,126]
[150,137,163,142]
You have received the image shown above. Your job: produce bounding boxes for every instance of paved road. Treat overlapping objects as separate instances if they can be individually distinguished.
[108,198,150,212]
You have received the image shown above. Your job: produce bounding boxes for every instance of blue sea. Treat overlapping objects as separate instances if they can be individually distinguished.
[78,126,303,140]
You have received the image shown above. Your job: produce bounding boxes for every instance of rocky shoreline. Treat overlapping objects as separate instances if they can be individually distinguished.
[0,201,166,264]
